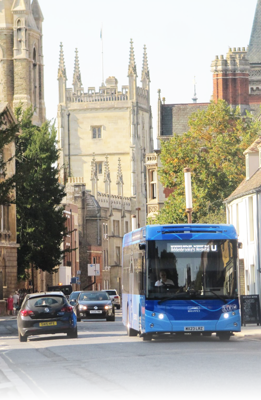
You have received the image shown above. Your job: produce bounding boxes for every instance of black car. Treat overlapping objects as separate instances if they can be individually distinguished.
[76,291,115,322]
[17,292,78,342]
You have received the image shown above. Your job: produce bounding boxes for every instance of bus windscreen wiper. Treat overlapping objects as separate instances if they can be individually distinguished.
[158,292,190,304]
[203,290,227,303]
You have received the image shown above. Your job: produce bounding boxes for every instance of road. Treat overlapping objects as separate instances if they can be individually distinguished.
[0,310,261,400]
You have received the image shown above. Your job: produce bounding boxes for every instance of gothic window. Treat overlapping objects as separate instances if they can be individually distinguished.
[116,246,121,265]
[92,126,102,139]
[0,205,10,232]
[33,48,37,110]
[103,223,108,239]
[95,162,103,175]
[149,170,157,200]
[113,220,120,236]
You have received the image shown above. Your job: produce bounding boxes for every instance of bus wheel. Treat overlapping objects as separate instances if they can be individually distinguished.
[218,332,231,341]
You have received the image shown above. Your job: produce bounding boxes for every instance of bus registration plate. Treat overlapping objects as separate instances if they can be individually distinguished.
[184,326,204,332]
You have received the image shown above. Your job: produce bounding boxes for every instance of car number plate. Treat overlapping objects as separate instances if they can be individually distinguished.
[184,326,204,332]
[39,321,57,327]
[90,310,102,314]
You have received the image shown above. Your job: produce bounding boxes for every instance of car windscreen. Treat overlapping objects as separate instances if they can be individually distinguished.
[27,296,66,308]
[70,292,80,300]
[146,239,238,300]
[106,291,116,296]
[79,292,110,301]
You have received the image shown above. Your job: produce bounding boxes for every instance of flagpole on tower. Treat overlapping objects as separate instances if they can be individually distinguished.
[100,26,104,86]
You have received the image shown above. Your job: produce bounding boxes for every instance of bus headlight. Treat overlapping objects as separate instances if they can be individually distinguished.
[223,313,229,319]
[159,314,164,320]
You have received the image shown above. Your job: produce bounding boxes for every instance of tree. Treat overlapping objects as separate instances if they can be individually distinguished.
[0,108,19,204]
[15,107,67,279]
[154,100,261,224]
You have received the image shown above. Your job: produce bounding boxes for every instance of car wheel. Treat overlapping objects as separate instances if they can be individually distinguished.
[19,332,27,342]
[117,305,121,310]
[67,327,78,338]
[106,315,115,321]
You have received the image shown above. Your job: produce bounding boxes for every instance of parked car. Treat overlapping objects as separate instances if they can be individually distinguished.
[17,292,77,342]
[102,289,121,309]
[75,291,115,322]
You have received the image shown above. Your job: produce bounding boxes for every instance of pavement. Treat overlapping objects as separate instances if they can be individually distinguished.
[0,315,261,339]
[234,324,261,339]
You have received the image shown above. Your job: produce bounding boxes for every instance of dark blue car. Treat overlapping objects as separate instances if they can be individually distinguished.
[17,292,77,342]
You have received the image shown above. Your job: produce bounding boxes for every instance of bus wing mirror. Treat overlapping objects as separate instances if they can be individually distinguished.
[139,243,146,251]
[238,242,243,249]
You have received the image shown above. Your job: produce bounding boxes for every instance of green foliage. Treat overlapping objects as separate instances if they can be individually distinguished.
[15,107,67,278]
[0,110,19,204]
[153,100,261,224]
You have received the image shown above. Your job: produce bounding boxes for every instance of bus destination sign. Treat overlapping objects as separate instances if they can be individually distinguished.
[169,244,217,253]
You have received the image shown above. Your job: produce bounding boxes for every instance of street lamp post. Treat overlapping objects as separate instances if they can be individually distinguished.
[184,167,193,224]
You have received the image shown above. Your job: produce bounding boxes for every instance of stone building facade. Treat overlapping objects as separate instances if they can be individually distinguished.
[0,0,45,126]
[63,178,132,296]
[0,1,45,305]
[0,103,19,313]
[57,40,154,228]
[57,40,153,290]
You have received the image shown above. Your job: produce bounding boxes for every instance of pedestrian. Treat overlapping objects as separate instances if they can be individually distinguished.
[13,291,19,306]
[6,295,13,316]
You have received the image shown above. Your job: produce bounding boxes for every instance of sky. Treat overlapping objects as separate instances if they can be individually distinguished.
[40,0,258,142]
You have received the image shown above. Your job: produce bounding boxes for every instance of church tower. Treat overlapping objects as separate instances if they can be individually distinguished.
[0,0,45,124]
[57,39,154,227]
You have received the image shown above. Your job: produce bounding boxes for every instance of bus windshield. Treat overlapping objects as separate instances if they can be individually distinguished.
[146,239,238,300]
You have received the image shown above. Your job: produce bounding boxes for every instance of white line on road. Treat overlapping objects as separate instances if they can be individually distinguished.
[0,353,50,400]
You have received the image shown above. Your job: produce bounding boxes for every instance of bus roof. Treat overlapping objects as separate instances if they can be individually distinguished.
[123,224,238,247]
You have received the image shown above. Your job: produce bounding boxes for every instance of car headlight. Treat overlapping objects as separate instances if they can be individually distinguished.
[104,305,112,310]
[79,305,87,310]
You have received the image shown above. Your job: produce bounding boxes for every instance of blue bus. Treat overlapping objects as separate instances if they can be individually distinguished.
[122,224,241,341]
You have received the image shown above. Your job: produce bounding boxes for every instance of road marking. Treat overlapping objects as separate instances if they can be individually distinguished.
[0,354,37,399]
